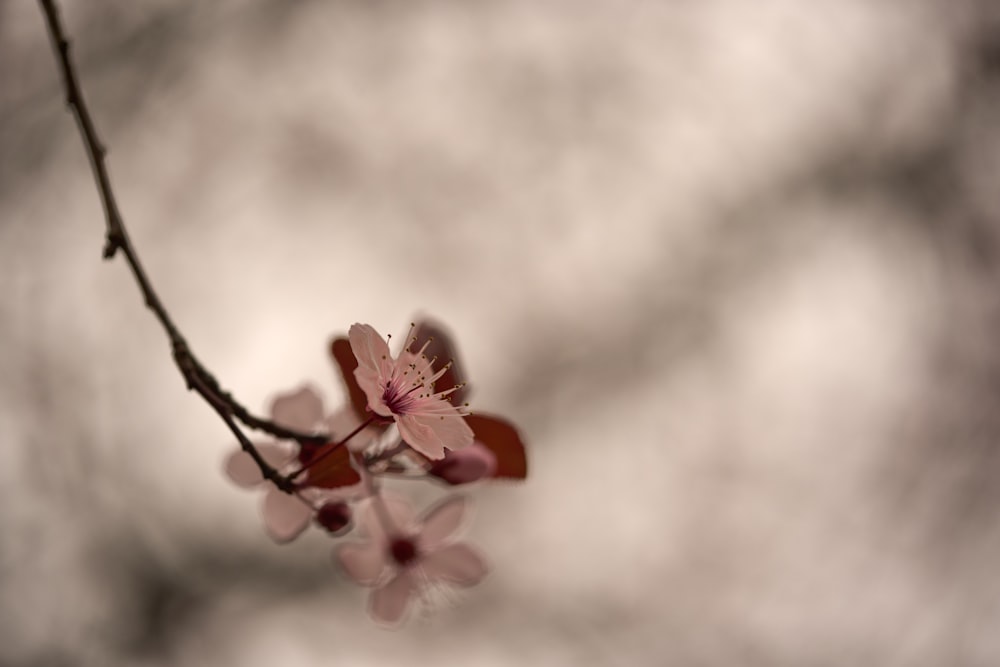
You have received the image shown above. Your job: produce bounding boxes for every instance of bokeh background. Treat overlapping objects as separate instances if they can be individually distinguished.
[3,0,1000,664]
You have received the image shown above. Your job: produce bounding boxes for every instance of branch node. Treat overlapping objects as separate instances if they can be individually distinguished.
[102,239,119,259]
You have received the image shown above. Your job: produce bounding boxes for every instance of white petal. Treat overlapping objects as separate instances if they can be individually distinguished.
[224,450,263,488]
[259,441,296,468]
[261,489,312,543]
[325,408,381,452]
[358,494,417,542]
[270,386,325,431]
[348,324,393,380]
[397,410,473,460]
[396,414,444,459]
[224,443,291,487]
[421,544,488,586]
[337,541,387,585]
[370,571,415,626]
[420,495,467,549]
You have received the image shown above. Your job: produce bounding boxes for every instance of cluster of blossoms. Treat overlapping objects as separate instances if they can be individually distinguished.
[225,321,527,625]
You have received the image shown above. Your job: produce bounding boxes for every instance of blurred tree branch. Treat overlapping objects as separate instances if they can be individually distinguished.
[38,0,333,493]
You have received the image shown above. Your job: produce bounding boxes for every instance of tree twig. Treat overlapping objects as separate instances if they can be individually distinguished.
[37,0,329,489]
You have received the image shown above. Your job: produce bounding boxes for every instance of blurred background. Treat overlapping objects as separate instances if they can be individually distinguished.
[3,0,1000,664]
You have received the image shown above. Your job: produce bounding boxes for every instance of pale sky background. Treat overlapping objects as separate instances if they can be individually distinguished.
[3,0,1000,665]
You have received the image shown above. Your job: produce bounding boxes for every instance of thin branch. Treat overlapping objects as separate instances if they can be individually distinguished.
[189,373,296,493]
[38,0,329,486]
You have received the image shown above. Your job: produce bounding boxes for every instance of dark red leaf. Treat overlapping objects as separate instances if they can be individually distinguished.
[466,413,528,480]
[329,337,370,422]
[300,443,361,489]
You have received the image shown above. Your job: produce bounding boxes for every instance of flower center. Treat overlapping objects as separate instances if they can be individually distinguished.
[389,537,420,567]
[382,378,419,415]
[379,335,468,419]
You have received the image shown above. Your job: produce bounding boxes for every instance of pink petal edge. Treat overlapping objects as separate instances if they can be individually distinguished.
[269,386,325,432]
[261,489,312,543]
[338,541,387,586]
[421,543,489,586]
[420,495,467,549]
[224,443,293,488]
[370,570,415,626]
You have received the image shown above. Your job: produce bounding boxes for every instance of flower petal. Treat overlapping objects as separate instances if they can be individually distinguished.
[421,543,488,586]
[270,386,325,432]
[261,489,312,543]
[224,443,293,487]
[420,495,467,549]
[337,541,387,585]
[349,324,397,417]
[397,408,474,460]
[349,324,392,377]
[356,369,393,417]
[383,494,418,534]
[370,571,415,626]
[357,494,418,543]
[259,441,296,468]
[225,450,263,488]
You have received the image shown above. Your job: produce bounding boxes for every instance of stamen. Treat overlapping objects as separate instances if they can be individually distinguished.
[390,536,420,566]
[415,339,433,358]
[401,323,417,352]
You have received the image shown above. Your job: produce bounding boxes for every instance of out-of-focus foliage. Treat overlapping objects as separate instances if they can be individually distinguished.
[3,0,1000,664]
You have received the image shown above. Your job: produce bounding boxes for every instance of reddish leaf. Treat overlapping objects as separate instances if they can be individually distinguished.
[329,337,370,422]
[466,413,528,480]
[411,319,470,406]
[299,443,361,489]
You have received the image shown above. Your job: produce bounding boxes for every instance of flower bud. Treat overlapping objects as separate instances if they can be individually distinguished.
[315,501,352,535]
[427,444,497,485]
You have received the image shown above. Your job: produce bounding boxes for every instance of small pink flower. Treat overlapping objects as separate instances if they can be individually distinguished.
[224,386,370,543]
[337,495,488,626]
[349,323,474,460]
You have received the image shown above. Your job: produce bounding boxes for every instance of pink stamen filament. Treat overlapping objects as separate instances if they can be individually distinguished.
[381,352,469,417]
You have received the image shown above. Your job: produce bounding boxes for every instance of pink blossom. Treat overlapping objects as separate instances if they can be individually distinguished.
[224,386,370,543]
[337,495,488,626]
[349,323,474,460]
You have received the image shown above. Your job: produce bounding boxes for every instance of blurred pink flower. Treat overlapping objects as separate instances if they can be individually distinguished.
[349,323,474,459]
[337,495,488,626]
[224,386,370,543]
